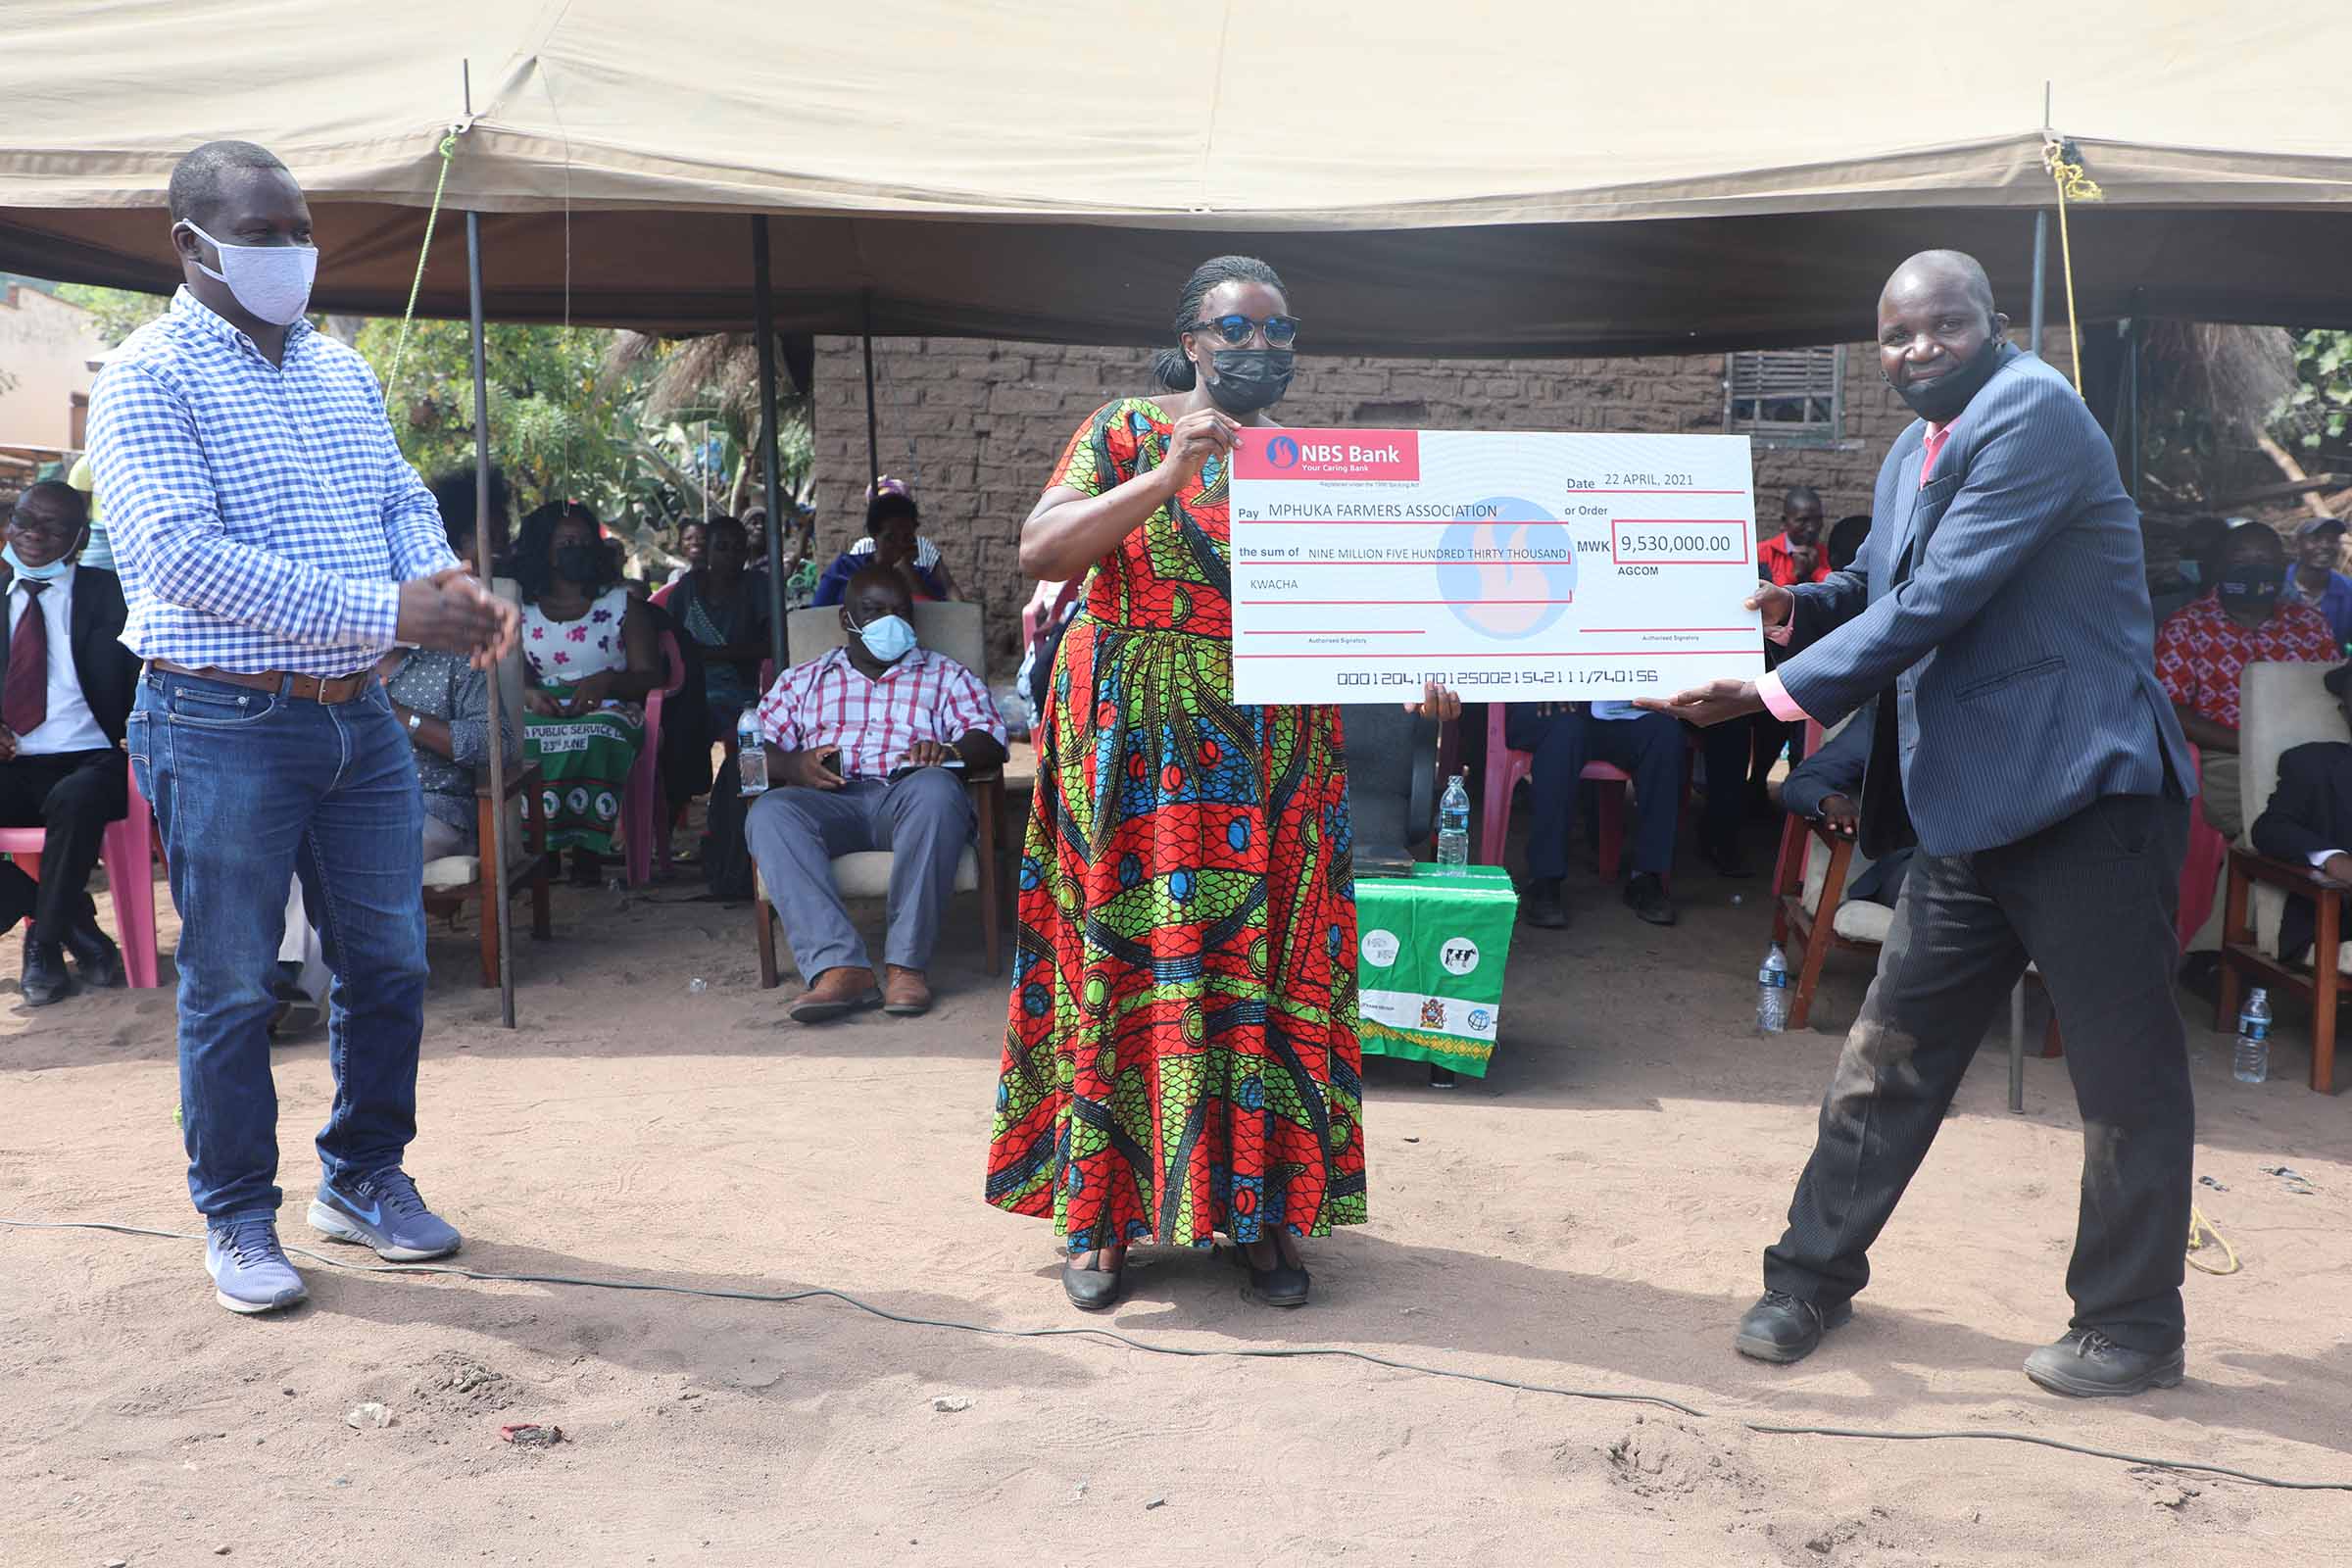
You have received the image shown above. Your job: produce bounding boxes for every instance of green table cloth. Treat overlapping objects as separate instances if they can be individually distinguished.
[1353,863,1520,1078]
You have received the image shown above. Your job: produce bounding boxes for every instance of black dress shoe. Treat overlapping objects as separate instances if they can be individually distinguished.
[1704,838,1755,879]
[2023,1329,2184,1398]
[1233,1247,1311,1308]
[20,937,76,1007]
[1521,877,1569,930]
[1624,872,1677,926]
[1061,1253,1125,1312]
[1734,1289,1852,1364]
[63,914,124,989]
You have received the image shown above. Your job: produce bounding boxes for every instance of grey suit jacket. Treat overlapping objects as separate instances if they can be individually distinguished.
[1777,344,2192,858]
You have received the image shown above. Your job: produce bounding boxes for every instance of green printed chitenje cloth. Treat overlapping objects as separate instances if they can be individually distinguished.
[1352,863,1520,1078]
[523,693,645,856]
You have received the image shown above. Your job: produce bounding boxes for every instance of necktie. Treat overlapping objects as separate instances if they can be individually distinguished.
[3,582,47,736]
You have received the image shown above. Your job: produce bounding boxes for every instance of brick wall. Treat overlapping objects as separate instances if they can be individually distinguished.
[811,331,2075,670]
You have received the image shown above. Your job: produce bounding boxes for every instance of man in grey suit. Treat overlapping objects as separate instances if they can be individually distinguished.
[1646,251,2195,1398]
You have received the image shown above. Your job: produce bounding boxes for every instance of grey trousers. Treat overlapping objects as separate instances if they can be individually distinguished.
[1763,791,2195,1353]
[746,769,973,979]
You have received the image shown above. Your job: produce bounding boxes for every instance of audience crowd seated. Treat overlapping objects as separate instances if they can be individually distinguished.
[1751,484,1832,817]
[662,514,770,744]
[812,477,958,607]
[2283,515,2352,650]
[1779,700,1914,908]
[1,481,138,1006]
[388,485,524,860]
[514,501,662,882]
[2250,661,2352,963]
[2156,521,2338,840]
[745,566,1004,1024]
[1508,699,1686,928]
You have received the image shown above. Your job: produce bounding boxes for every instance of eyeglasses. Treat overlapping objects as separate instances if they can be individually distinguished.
[1188,314,1299,348]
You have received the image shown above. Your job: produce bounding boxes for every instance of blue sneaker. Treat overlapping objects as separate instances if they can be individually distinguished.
[205,1215,309,1315]
[309,1167,463,1262]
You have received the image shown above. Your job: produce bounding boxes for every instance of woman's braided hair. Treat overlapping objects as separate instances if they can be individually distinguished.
[1151,255,1288,391]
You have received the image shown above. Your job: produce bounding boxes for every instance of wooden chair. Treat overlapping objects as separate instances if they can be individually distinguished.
[421,762,557,988]
[751,603,1008,988]
[417,577,558,987]
[2215,660,2348,1093]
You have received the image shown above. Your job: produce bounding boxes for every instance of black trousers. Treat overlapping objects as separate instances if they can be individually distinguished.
[1697,719,1751,855]
[1506,708,1684,879]
[0,748,129,945]
[1763,791,2194,1353]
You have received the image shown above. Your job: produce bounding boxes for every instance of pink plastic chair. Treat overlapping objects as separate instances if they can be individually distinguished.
[1472,703,1635,874]
[0,760,163,988]
[620,632,689,887]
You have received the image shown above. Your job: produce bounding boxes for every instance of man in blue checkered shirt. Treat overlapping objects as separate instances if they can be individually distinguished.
[87,140,516,1317]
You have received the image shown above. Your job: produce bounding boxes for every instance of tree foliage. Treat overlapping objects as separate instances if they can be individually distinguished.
[2281,328,2352,456]
[47,282,814,566]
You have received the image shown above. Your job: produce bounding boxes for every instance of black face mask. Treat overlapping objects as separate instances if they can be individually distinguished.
[1200,348,1295,415]
[2219,572,2285,612]
[1889,333,2006,423]
[555,544,607,585]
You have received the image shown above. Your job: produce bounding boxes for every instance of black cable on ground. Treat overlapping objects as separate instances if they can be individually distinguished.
[6,1216,2345,1494]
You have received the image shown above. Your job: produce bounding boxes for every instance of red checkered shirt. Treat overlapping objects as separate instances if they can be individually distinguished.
[2154,592,2338,731]
[754,646,1004,781]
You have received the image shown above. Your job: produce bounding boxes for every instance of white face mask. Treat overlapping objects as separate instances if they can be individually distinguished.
[179,220,318,326]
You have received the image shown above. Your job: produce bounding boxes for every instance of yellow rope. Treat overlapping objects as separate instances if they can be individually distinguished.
[2186,1203,2240,1276]
[2040,137,2103,396]
[381,128,463,413]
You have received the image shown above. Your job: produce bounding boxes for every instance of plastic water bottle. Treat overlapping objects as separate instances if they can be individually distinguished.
[1757,943,1791,1034]
[1437,774,1471,872]
[2233,988,2272,1084]
[738,710,769,796]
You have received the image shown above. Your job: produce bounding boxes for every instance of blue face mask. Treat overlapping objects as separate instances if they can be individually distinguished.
[3,542,71,583]
[851,611,917,664]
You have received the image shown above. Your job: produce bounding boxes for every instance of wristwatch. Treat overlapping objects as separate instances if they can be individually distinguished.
[407,711,423,736]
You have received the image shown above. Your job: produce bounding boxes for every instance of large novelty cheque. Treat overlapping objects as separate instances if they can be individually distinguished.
[1227,427,1764,705]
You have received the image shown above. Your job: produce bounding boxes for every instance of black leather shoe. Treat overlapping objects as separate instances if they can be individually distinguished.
[1734,1290,1851,1364]
[1234,1248,1311,1308]
[1061,1253,1125,1312]
[63,912,124,989]
[21,937,76,1007]
[1521,877,1569,930]
[2023,1329,2184,1398]
[1624,872,1678,926]
[1704,838,1755,879]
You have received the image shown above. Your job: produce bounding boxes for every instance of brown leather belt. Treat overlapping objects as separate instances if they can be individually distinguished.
[150,659,377,705]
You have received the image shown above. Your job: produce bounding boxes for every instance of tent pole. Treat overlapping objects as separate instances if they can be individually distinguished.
[2029,211,2049,361]
[466,208,516,1029]
[860,289,880,488]
[752,216,787,673]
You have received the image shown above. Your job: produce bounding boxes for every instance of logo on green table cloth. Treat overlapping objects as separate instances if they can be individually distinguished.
[1359,928,1399,967]
[1438,937,1481,977]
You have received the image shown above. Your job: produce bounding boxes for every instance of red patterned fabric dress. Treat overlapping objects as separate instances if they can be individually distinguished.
[985,397,1366,1252]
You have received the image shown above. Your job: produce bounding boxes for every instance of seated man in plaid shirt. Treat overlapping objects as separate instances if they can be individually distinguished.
[747,566,1006,1022]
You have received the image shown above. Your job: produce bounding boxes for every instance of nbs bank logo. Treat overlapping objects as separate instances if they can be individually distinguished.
[1234,427,1418,481]
[1438,497,1577,640]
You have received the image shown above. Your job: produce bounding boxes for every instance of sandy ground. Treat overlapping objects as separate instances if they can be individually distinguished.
[4,784,2351,1567]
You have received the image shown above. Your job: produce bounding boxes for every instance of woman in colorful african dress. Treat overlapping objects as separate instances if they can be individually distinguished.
[985,256,1457,1311]
[514,501,661,885]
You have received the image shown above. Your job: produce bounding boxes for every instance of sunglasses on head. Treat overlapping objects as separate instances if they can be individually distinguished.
[1189,313,1299,347]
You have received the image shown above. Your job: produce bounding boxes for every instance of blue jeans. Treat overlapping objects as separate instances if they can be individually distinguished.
[128,670,429,1221]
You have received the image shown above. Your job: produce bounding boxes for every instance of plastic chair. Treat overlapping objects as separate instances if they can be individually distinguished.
[0,760,162,988]
[620,631,689,887]
[1473,703,1634,876]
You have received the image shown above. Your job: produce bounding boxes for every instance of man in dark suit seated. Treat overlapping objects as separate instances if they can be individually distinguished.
[1778,700,1913,909]
[2250,662,2352,964]
[1508,700,1681,928]
[2,482,140,1005]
